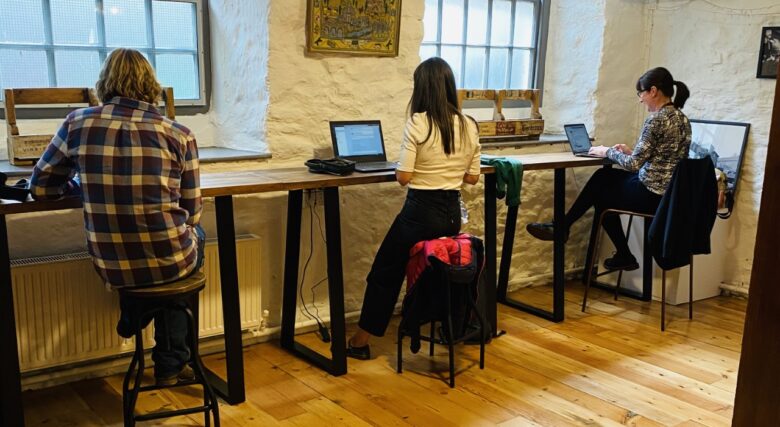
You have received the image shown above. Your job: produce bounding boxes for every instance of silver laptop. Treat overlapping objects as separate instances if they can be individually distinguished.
[564,124,601,158]
[330,120,398,172]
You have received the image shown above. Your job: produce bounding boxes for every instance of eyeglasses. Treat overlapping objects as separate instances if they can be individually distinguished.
[636,89,647,97]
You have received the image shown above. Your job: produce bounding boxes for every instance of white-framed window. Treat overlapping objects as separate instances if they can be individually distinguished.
[0,0,207,105]
[420,0,549,90]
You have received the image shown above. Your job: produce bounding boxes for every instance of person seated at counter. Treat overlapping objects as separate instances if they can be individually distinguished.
[527,67,691,271]
[29,48,205,386]
[346,57,482,359]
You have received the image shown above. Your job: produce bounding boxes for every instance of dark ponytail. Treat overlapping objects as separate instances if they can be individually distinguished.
[636,67,690,109]
[671,80,690,109]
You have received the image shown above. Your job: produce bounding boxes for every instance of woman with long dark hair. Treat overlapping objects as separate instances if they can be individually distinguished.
[527,67,691,271]
[347,57,481,359]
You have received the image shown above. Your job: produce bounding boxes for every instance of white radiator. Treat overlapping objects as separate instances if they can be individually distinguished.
[11,236,262,372]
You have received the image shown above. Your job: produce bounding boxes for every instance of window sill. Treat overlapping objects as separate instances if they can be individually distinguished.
[0,147,271,178]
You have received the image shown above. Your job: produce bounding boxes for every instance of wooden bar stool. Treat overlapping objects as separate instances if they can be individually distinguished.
[118,271,220,426]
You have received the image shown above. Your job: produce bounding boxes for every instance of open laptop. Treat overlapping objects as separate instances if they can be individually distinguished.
[330,120,398,172]
[564,124,601,157]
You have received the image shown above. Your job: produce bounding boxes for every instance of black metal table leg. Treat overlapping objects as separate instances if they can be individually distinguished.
[281,188,347,376]
[203,195,246,404]
[0,215,24,426]
[551,168,566,321]
[483,175,500,337]
[281,190,303,350]
[495,169,566,322]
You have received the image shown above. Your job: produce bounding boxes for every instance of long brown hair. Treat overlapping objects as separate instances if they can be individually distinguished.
[96,48,162,104]
[408,57,470,155]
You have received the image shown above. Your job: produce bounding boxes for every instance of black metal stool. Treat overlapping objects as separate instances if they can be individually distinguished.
[119,271,220,426]
[397,239,487,388]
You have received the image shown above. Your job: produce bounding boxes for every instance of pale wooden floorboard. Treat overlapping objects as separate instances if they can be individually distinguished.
[22,282,747,426]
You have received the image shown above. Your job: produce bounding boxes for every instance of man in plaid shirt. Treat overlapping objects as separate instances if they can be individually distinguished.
[30,48,203,386]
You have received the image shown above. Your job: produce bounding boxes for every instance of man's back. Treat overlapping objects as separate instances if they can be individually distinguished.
[30,96,202,287]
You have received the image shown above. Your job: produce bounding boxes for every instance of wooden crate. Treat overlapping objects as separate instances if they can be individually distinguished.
[4,87,176,165]
[458,88,544,139]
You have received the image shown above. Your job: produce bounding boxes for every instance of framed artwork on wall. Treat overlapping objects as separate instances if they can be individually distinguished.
[757,26,780,79]
[306,0,402,56]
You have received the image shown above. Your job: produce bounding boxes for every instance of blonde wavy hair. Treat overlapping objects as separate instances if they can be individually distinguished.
[96,48,162,104]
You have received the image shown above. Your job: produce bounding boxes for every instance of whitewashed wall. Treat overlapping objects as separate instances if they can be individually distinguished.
[2,0,772,335]
[638,0,778,291]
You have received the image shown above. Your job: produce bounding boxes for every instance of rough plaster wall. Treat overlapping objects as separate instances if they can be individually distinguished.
[207,0,269,151]
[643,0,780,290]
[594,0,648,148]
[542,0,605,133]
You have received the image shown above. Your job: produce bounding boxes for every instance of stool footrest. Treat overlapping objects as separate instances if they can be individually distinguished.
[133,405,212,422]
[137,379,200,393]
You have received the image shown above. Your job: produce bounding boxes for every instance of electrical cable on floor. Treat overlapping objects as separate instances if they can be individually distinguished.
[297,191,331,342]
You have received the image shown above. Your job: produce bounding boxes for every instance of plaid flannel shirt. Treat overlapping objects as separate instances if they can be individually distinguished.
[30,97,202,288]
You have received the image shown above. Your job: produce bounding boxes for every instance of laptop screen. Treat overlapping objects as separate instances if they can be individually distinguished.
[330,121,386,161]
[564,124,592,153]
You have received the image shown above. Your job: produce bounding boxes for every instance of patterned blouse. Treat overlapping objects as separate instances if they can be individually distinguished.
[30,97,202,288]
[607,104,692,195]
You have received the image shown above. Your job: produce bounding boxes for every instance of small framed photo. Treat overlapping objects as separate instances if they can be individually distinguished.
[306,0,402,56]
[757,26,780,79]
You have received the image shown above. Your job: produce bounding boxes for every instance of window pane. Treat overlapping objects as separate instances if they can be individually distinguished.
[156,53,199,100]
[464,47,486,89]
[490,0,512,46]
[0,0,45,44]
[55,50,101,87]
[0,49,49,89]
[440,46,463,87]
[513,1,535,47]
[104,0,148,48]
[51,0,100,45]
[441,0,464,44]
[153,0,196,50]
[466,0,488,45]
[510,49,531,88]
[419,44,437,62]
[422,0,439,43]
[487,48,508,88]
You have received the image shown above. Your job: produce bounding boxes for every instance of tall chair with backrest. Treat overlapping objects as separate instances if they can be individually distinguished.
[581,157,718,330]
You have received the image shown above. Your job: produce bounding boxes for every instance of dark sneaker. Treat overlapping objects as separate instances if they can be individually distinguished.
[156,365,195,386]
[346,340,371,360]
[526,222,569,242]
[603,253,639,271]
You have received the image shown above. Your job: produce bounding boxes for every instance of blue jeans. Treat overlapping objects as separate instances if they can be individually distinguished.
[117,224,206,378]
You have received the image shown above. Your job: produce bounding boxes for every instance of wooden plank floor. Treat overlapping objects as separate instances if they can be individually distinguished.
[22,282,746,426]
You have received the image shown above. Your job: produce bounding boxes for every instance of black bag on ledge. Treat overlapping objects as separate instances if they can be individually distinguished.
[305,158,355,176]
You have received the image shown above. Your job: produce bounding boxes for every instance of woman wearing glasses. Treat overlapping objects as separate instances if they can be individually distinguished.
[527,67,691,271]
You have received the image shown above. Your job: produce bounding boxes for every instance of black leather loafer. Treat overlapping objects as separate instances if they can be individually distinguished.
[346,341,371,360]
[604,253,639,271]
[526,222,569,242]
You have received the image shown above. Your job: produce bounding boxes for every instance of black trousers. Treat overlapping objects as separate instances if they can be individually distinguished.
[358,189,461,337]
[566,168,662,256]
